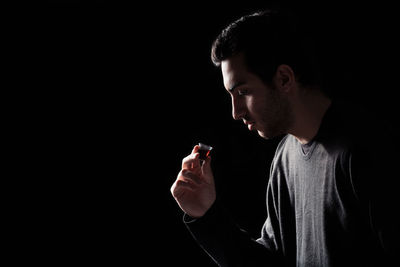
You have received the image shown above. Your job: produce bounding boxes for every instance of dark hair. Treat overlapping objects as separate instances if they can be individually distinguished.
[211,9,322,87]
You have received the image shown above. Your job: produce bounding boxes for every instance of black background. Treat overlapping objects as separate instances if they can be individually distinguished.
[15,1,399,265]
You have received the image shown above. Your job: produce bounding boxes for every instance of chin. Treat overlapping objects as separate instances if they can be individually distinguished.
[257,130,271,140]
[258,129,283,140]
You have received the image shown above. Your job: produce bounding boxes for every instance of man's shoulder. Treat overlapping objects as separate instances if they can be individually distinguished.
[320,99,396,159]
[318,100,372,148]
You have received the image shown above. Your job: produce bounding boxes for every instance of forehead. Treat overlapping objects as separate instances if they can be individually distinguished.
[221,53,249,90]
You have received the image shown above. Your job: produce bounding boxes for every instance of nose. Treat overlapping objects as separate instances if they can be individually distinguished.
[231,97,245,121]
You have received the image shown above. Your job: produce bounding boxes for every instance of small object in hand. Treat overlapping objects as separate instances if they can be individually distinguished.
[198,143,213,161]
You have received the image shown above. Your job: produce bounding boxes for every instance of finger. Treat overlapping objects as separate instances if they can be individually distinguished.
[181,145,200,170]
[181,169,202,185]
[171,179,195,197]
[182,152,200,170]
[192,145,200,154]
[191,153,201,170]
[175,179,196,190]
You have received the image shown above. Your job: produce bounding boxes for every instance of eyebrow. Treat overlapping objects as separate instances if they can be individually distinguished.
[228,82,246,93]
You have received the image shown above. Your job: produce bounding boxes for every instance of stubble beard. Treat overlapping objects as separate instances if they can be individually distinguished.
[258,89,294,140]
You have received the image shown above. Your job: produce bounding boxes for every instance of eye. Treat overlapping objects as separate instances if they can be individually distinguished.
[237,89,248,96]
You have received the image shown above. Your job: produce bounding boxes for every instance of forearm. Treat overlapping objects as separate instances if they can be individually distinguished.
[184,200,283,267]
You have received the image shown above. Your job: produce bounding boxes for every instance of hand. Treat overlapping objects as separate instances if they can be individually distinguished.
[171,145,216,218]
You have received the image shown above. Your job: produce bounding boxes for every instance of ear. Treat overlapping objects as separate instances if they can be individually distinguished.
[273,64,296,93]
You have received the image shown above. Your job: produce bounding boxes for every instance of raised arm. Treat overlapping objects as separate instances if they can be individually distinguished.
[171,145,284,266]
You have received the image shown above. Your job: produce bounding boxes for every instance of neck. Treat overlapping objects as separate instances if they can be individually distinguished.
[289,91,332,145]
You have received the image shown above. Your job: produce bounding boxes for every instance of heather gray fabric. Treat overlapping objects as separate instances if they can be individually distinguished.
[184,101,398,266]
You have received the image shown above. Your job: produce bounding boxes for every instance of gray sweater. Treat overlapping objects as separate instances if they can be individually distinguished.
[184,101,399,266]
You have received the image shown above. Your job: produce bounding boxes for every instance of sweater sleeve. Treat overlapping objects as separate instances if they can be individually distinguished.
[184,199,284,267]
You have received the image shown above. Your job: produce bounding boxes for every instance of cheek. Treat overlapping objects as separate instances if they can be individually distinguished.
[246,96,264,116]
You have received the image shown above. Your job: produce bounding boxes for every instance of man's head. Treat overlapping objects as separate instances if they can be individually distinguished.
[211,10,323,139]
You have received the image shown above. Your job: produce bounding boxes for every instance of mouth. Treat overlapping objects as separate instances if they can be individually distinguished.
[244,121,256,131]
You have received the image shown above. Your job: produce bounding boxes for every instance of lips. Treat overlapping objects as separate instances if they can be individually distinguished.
[244,121,255,131]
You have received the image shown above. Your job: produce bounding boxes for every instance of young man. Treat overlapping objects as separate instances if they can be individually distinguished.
[171,10,398,266]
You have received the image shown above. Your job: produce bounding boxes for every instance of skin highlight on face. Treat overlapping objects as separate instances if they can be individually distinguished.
[221,53,294,139]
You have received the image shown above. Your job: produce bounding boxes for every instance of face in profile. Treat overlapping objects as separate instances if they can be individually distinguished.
[221,53,293,139]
